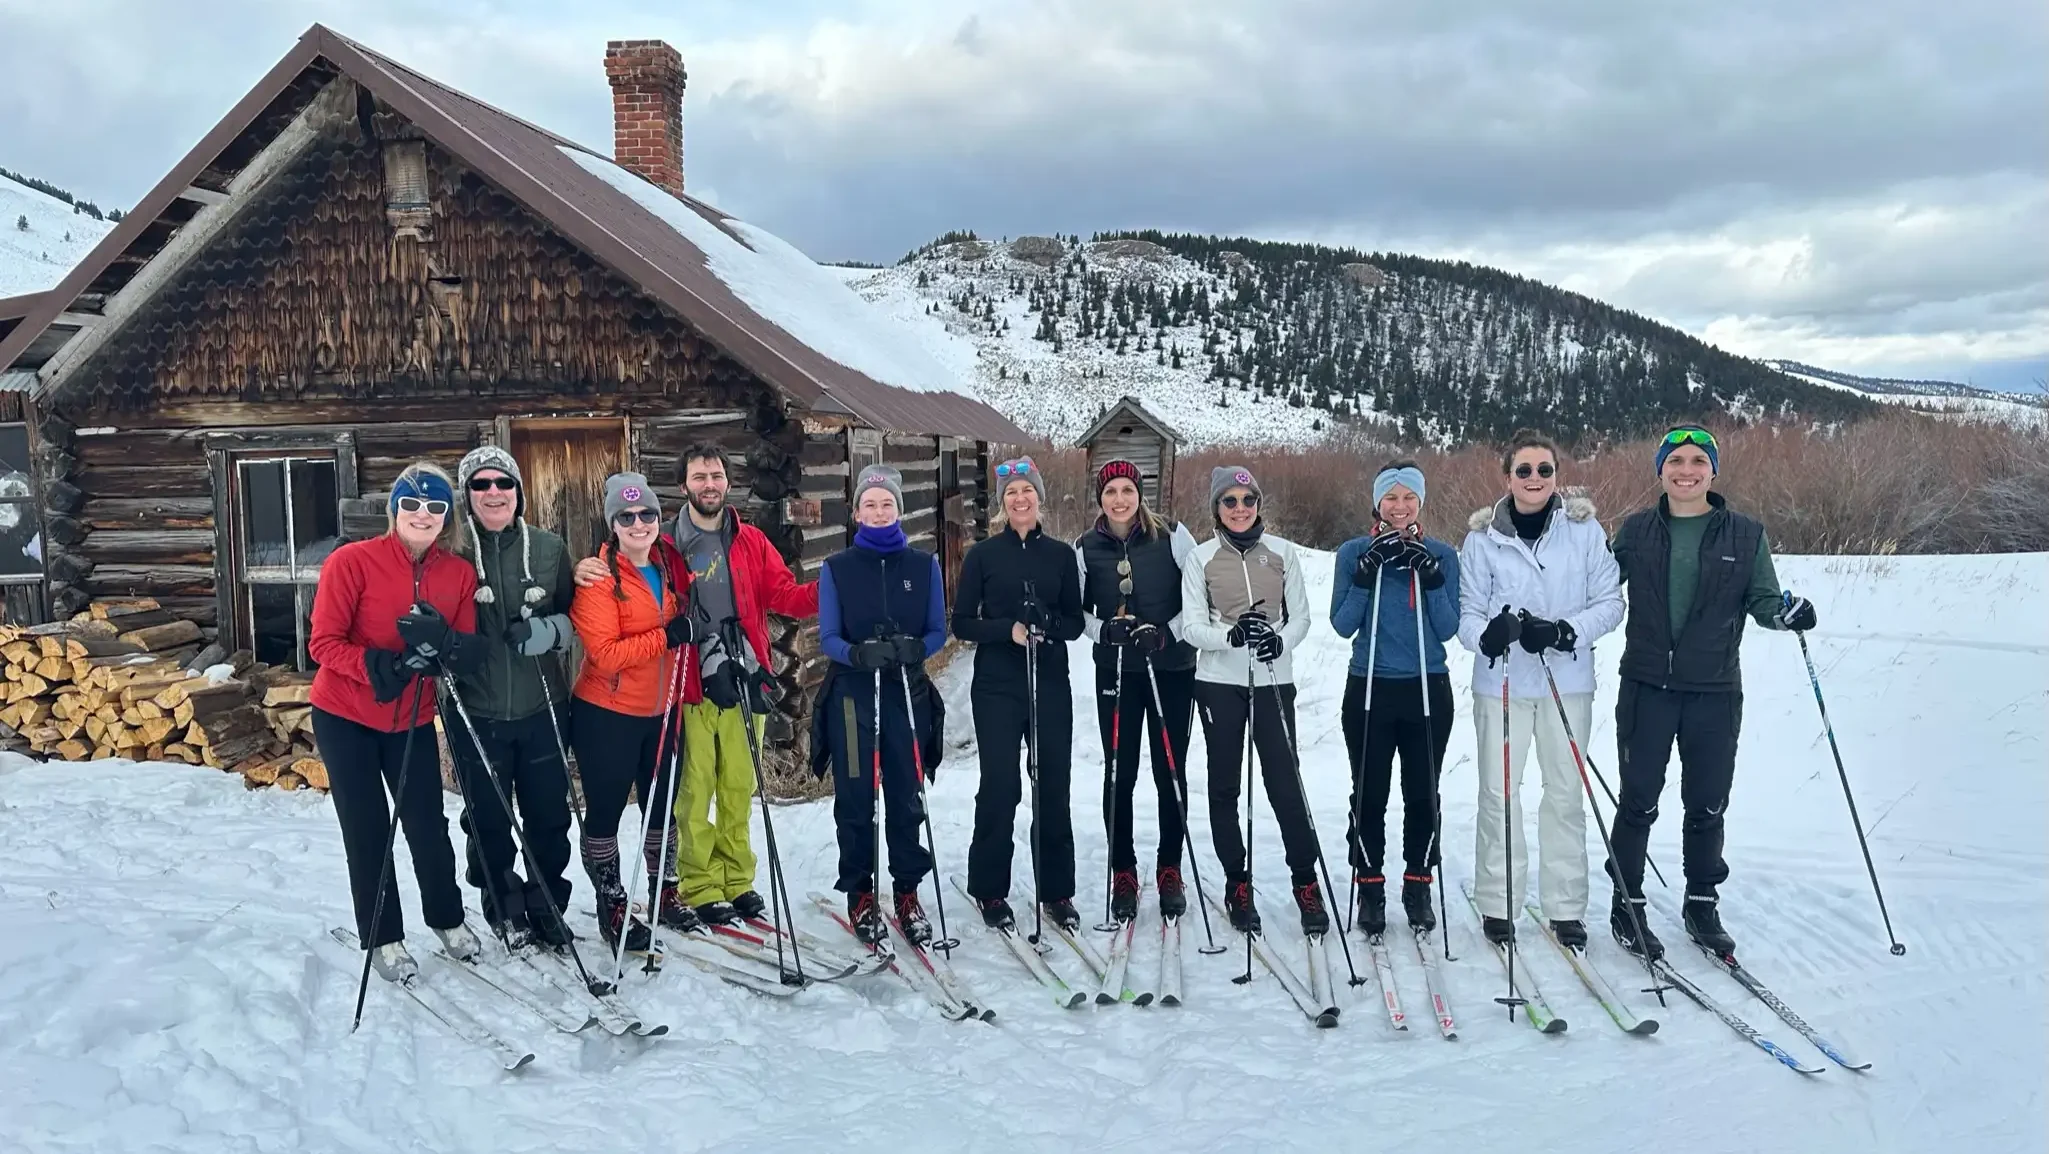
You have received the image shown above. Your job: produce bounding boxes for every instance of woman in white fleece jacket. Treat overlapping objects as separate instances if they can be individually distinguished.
[1457,431,1623,950]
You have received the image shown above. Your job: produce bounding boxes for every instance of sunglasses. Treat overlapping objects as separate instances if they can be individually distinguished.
[1513,462,1557,480]
[1220,494,1258,510]
[613,509,661,527]
[396,496,449,516]
[468,477,518,491]
[996,457,1036,478]
[1663,427,1718,450]
[1117,558,1133,596]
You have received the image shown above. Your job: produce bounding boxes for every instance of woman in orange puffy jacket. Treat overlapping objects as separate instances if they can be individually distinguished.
[569,472,702,952]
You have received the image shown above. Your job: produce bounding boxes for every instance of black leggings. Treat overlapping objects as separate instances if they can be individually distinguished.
[1095,662,1196,872]
[1340,673,1455,879]
[313,704,463,949]
[1196,680,1320,885]
[570,698,677,880]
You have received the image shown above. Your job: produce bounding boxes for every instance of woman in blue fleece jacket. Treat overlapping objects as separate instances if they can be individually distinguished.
[1328,460,1461,936]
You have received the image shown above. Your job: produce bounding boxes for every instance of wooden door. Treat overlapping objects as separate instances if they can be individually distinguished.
[507,418,631,564]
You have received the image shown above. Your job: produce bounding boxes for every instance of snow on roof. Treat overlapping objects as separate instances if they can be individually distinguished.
[562,147,967,398]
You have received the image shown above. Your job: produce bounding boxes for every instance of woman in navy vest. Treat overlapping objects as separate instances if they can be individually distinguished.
[1075,459,1200,926]
[811,464,947,947]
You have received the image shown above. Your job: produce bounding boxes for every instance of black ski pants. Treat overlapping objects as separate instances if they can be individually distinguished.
[313,704,463,949]
[967,676,1075,902]
[443,702,574,929]
[1196,680,1320,885]
[569,699,678,883]
[1605,679,1742,897]
[1341,672,1455,880]
[1095,661,1195,872]
[825,669,935,896]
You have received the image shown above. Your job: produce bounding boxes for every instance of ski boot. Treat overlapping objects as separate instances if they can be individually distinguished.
[1401,874,1436,932]
[1295,881,1331,937]
[1225,878,1262,934]
[1156,865,1187,919]
[589,856,653,953]
[528,907,575,951]
[1354,875,1387,937]
[1110,870,1141,922]
[693,900,740,927]
[848,891,886,946]
[1481,916,1516,946]
[370,941,419,984]
[435,923,482,962]
[1610,893,1664,960]
[731,890,768,921]
[1551,920,1589,950]
[653,882,706,935]
[1042,898,1082,934]
[975,896,1016,930]
[1683,892,1737,957]
[894,890,933,947]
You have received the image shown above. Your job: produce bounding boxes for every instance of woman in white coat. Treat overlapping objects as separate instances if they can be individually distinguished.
[1458,430,1623,949]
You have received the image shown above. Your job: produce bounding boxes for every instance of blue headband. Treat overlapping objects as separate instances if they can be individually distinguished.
[389,468,455,513]
[1373,465,1426,510]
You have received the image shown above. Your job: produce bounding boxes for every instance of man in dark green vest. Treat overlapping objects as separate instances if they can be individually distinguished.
[1604,426,1818,961]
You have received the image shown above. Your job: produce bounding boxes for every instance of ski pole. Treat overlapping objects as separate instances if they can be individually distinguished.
[530,637,588,839]
[614,644,687,983]
[1233,664,1257,985]
[1495,672,1527,1020]
[441,677,617,996]
[900,665,958,952]
[1263,654,1365,988]
[1141,654,1225,955]
[1409,570,1454,961]
[352,671,431,1031]
[872,647,887,944]
[1344,569,1383,938]
[1786,596,1906,957]
[1022,584,1045,947]
[440,695,523,952]
[1533,651,1669,1006]
[718,627,804,985]
[1098,653,1124,933]
[1583,749,1666,889]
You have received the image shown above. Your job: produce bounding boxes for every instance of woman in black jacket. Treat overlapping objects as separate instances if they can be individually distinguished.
[953,456,1085,932]
[1075,459,1200,925]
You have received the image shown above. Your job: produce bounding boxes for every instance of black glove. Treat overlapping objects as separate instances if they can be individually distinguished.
[365,648,414,703]
[891,633,927,667]
[1227,607,1270,648]
[665,614,702,649]
[1019,599,1051,632]
[1776,594,1817,632]
[1478,605,1521,660]
[396,603,452,661]
[1101,617,1136,647]
[702,660,745,710]
[503,617,534,650]
[1518,614,1577,655]
[851,637,898,671]
[1130,621,1166,652]
[746,666,779,714]
[1253,632,1284,663]
[1406,540,1445,592]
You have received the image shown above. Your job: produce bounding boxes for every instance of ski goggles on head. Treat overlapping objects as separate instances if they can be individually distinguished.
[1662,427,1717,450]
[995,457,1036,479]
[395,496,449,516]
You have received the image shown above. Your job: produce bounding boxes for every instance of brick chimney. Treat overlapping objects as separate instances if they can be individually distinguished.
[605,40,687,195]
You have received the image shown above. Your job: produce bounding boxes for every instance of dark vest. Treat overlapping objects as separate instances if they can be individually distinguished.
[823,544,936,666]
[1076,520,1197,674]
[1611,494,1764,692]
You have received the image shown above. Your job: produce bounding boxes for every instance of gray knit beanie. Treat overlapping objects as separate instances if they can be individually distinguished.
[603,472,661,526]
[994,456,1045,504]
[457,445,545,608]
[1209,465,1262,512]
[854,464,905,511]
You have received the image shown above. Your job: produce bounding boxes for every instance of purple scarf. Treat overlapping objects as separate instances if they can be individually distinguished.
[854,521,908,554]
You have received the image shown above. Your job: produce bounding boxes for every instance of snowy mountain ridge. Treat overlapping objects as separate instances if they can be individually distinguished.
[0,172,115,300]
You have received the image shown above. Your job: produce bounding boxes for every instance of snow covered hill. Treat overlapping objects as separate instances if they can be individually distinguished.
[2,551,2042,1152]
[0,172,115,299]
[1766,360,2049,431]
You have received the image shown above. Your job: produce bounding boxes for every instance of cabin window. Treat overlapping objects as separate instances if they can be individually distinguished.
[0,424,42,624]
[233,455,340,669]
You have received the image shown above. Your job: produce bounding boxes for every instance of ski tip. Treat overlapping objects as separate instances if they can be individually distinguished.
[1094,991,1119,1006]
[507,1052,537,1071]
[1629,1019,1661,1036]
[1541,1018,1569,1034]
[1062,991,1089,1009]
[1159,994,1183,1008]
[1315,1012,1340,1029]
[1132,992,1156,1008]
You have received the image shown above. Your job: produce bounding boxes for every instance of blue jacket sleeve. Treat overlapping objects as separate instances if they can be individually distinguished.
[1425,538,1461,643]
[818,563,854,666]
[1329,538,1369,637]
[922,555,948,658]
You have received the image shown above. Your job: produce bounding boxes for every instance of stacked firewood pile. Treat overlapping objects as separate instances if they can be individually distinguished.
[0,598,330,791]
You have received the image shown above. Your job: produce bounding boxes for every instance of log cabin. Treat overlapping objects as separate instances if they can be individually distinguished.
[0,26,1028,767]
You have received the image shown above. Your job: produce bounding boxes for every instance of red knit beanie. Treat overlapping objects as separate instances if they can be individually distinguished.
[1096,459,1143,501]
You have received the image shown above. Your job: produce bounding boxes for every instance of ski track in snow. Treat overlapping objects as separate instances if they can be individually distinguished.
[1,553,2042,1153]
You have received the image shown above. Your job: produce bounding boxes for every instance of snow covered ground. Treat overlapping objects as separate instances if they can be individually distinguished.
[2,551,2043,1153]
[1770,364,2049,432]
[0,176,113,299]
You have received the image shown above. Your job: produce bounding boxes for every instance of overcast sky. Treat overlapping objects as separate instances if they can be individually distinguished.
[3,0,2043,389]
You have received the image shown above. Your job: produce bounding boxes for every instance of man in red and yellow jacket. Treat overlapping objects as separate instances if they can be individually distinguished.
[577,444,818,924]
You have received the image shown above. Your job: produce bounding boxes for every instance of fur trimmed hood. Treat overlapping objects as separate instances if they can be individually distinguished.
[1469,488,1597,535]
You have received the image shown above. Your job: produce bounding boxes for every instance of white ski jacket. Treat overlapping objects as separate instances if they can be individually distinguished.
[1180,529,1311,688]
[1457,492,1624,700]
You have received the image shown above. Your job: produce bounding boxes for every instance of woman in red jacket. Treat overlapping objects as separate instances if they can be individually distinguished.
[309,463,487,984]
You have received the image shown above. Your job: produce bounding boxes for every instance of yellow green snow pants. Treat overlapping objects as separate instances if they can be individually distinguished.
[674,698,764,906]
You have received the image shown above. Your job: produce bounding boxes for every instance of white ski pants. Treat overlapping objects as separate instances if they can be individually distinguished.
[1470,691,1592,922]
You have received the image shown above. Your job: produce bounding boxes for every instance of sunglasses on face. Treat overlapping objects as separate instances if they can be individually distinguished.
[1220,494,1258,510]
[1513,462,1557,480]
[396,496,449,516]
[995,457,1036,478]
[613,509,661,527]
[468,477,518,491]
[1663,427,1718,450]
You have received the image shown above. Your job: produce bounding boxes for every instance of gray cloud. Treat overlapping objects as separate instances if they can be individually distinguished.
[0,0,2041,380]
